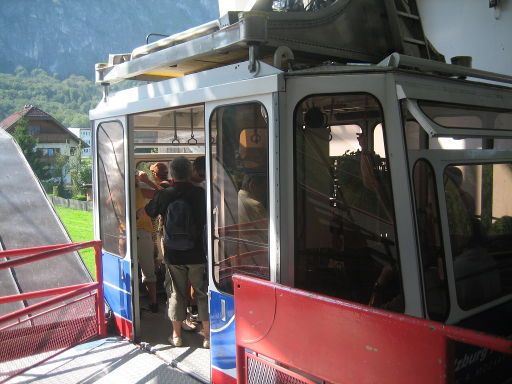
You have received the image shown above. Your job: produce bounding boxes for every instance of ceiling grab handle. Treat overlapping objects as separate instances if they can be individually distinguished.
[171,110,180,144]
[188,109,198,144]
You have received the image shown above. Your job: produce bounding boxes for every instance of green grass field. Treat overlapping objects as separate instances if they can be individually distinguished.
[54,206,96,278]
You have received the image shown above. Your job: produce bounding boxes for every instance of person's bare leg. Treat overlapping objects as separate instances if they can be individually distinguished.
[202,321,209,337]
[172,320,182,339]
[170,320,183,347]
[147,282,157,305]
[202,320,210,348]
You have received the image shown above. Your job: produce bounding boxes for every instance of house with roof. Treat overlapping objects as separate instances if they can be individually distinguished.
[0,105,87,184]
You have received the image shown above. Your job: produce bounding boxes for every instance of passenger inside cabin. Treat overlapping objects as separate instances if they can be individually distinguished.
[238,174,267,223]
[135,171,160,313]
[191,156,206,189]
[238,174,268,244]
[444,167,476,256]
[444,166,501,308]
[143,157,210,349]
[150,159,203,332]
[150,162,172,189]
[150,162,172,264]
[183,155,206,331]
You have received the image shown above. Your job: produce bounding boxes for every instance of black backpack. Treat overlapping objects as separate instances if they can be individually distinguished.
[163,194,198,251]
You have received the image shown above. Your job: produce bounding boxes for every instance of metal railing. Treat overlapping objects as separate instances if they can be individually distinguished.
[233,274,512,384]
[0,241,104,383]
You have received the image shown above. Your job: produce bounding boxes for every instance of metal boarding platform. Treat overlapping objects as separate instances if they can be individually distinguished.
[137,295,211,383]
[8,337,202,384]
[0,239,211,383]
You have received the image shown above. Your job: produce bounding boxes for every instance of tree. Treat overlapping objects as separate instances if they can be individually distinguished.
[11,117,49,180]
[0,69,101,128]
[52,152,69,178]
[69,143,92,197]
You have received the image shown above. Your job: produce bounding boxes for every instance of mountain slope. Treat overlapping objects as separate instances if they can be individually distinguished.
[0,0,219,79]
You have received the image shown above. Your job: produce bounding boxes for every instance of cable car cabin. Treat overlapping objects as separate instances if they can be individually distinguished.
[89,3,512,380]
[90,58,512,383]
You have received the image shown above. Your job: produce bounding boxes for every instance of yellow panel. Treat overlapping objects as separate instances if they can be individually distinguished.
[144,70,184,78]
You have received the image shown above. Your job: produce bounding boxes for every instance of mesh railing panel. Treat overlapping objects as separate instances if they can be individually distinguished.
[0,294,98,382]
[246,353,317,384]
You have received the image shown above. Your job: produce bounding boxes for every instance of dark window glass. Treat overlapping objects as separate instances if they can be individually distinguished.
[413,160,449,320]
[97,121,126,257]
[294,94,403,312]
[444,164,512,310]
[419,101,512,131]
[402,102,486,150]
[211,103,270,294]
[37,148,61,158]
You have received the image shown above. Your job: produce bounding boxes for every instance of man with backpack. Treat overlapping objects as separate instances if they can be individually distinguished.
[143,156,209,348]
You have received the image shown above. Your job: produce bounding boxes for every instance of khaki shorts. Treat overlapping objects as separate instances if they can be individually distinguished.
[165,263,208,322]
[137,229,156,283]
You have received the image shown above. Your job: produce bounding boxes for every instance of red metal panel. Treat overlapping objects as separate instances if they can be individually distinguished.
[212,367,237,384]
[113,314,133,340]
[233,275,512,384]
[245,352,316,384]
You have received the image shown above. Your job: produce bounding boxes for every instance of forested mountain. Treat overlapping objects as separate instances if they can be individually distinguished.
[0,69,99,127]
[0,0,219,79]
[0,0,218,126]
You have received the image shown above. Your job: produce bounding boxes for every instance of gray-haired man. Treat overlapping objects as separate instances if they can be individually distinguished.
[143,156,209,348]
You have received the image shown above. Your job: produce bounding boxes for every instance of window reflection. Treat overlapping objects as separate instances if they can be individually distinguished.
[211,103,270,294]
[403,99,512,312]
[444,164,512,309]
[294,94,403,311]
[97,122,126,257]
[418,101,512,131]
[413,160,449,320]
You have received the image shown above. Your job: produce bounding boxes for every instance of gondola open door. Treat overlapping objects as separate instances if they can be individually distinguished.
[207,92,279,382]
[94,116,136,340]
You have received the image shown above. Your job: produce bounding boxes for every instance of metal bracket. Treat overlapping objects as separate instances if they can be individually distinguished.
[248,45,260,73]
[273,46,294,71]
[101,82,110,102]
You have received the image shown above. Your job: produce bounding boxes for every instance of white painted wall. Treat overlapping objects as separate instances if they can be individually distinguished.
[418,0,512,75]
[218,0,258,15]
[69,127,92,158]
[36,142,75,157]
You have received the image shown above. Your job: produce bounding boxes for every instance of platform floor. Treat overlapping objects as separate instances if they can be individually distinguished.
[9,337,203,384]
[138,294,211,383]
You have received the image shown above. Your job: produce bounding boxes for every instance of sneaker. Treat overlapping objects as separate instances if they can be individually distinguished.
[182,319,197,332]
[203,338,210,349]
[187,306,199,320]
[168,336,183,347]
